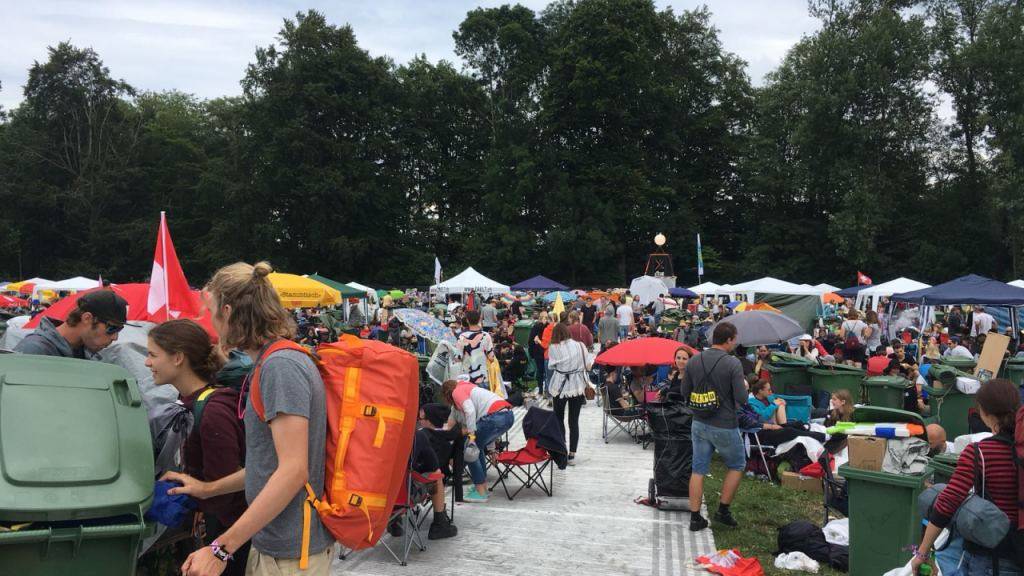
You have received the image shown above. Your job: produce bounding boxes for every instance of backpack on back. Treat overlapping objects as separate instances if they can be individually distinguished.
[249,335,419,567]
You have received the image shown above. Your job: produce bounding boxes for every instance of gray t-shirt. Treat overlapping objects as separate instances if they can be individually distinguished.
[481,305,498,327]
[244,349,332,558]
[678,347,747,429]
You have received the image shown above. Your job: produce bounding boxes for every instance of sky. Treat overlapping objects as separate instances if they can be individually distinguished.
[0,0,820,111]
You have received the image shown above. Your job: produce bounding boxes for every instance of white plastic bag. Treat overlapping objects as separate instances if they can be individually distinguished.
[956,376,981,394]
[881,561,913,576]
[774,551,819,572]
[823,518,849,546]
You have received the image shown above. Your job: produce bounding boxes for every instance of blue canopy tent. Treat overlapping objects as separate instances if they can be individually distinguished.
[668,287,698,298]
[510,275,569,292]
[890,274,1024,359]
[835,285,868,298]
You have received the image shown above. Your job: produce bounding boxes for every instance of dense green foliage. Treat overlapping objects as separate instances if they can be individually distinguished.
[1,0,1022,287]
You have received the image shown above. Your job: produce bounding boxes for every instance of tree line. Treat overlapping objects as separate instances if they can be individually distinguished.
[0,0,1022,288]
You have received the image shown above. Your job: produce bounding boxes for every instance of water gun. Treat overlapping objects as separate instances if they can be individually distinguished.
[826,421,924,438]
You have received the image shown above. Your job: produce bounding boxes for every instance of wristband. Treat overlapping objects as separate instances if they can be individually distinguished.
[210,539,234,562]
[913,548,929,561]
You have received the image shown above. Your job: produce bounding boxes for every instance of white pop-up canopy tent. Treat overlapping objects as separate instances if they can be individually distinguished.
[36,276,101,292]
[1010,280,1024,289]
[431,267,509,296]
[727,277,823,302]
[629,275,670,305]
[814,283,841,293]
[689,281,721,296]
[855,277,931,310]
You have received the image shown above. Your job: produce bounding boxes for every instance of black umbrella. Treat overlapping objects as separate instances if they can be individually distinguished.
[711,310,803,346]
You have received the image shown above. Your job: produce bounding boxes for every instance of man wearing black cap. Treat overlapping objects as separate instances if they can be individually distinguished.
[15,290,128,358]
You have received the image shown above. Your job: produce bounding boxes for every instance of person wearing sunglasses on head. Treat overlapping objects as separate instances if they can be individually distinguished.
[15,289,128,358]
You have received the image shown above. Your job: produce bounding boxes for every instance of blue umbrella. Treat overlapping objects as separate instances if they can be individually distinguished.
[393,308,456,345]
[726,300,742,309]
[541,290,577,303]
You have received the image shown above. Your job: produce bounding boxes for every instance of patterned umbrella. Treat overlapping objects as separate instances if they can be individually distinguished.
[393,308,456,345]
[541,290,577,303]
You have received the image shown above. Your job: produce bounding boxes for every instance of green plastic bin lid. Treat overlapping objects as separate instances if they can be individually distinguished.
[770,351,815,366]
[932,452,959,467]
[0,355,154,522]
[839,464,928,485]
[1006,357,1024,367]
[514,320,535,327]
[808,364,866,376]
[940,356,976,367]
[862,375,911,388]
[851,405,926,426]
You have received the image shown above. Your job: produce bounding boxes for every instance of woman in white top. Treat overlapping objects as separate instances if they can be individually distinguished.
[547,323,591,465]
[796,334,820,362]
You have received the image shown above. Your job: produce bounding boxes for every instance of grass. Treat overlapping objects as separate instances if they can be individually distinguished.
[702,459,844,576]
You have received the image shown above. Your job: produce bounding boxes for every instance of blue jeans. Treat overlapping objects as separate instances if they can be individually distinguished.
[691,420,746,475]
[937,534,1021,576]
[533,357,546,394]
[618,325,629,340]
[467,410,514,485]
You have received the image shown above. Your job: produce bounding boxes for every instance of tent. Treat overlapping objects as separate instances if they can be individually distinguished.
[1009,280,1024,289]
[629,275,670,305]
[835,285,868,298]
[723,277,822,330]
[430,267,509,296]
[813,283,841,293]
[668,287,697,298]
[688,282,721,296]
[510,275,568,292]
[727,277,822,300]
[890,274,1024,306]
[306,274,365,298]
[35,277,101,292]
[855,277,931,310]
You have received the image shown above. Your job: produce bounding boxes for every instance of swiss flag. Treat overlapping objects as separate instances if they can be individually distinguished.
[147,212,201,322]
[857,271,873,285]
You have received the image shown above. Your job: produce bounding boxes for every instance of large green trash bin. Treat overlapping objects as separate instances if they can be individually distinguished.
[514,320,537,380]
[861,375,911,408]
[927,452,959,484]
[940,355,976,374]
[922,378,978,440]
[808,364,866,401]
[0,355,154,576]
[1005,357,1024,387]
[840,406,928,576]
[765,352,815,395]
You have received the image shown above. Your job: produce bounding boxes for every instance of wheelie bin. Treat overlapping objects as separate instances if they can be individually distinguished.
[927,452,959,484]
[861,375,911,408]
[939,355,976,374]
[809,364,866,402]
[765,352,815,395]
[514,319,537,380]
[0,355,154,576]
[1005,357,1024,387]
[839,406,929,576]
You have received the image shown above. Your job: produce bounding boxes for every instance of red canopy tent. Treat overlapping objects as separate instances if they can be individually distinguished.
[0,295,29,308]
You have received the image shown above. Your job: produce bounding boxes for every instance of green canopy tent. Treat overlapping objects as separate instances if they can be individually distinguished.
[307,274,366,299]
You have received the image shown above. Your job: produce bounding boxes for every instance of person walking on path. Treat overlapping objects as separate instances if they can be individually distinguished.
[678,321,747,532]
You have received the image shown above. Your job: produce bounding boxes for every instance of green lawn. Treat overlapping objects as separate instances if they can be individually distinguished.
[702,459,844,576]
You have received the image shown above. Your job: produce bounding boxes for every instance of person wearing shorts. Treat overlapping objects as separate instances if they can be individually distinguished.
[678,321,747,532]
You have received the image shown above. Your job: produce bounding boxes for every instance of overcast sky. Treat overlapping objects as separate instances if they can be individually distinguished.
[0,0,820,111]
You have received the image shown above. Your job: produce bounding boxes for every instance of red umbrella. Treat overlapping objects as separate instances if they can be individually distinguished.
[26,284,216,339]
[595,337,697,367]
[0,294,28,308]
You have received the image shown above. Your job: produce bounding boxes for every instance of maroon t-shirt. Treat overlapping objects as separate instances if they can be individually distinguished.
[182,387,247,526]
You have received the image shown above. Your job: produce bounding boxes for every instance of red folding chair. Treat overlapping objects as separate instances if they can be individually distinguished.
[489,438,554,500]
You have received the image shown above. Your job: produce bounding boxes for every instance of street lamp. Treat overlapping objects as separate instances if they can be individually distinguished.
[654,233,666,247]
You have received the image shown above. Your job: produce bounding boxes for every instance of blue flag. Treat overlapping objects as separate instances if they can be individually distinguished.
[697,234,704,276]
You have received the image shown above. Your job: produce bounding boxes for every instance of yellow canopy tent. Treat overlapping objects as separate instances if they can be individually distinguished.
[268,273,342,309]
[734,302,781,313]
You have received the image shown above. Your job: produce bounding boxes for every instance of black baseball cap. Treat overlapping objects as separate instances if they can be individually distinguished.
[77,290,129,327]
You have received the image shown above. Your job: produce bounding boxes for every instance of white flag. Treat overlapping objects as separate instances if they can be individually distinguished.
[434,257,442,284]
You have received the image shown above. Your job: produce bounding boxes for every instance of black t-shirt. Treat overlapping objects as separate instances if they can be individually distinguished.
[581,305,597,327]
[528,322,547,356]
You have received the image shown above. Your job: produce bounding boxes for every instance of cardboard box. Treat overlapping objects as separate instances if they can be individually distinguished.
[847,435,886,471]
[976,332,1010,380]
[781,471,823,494]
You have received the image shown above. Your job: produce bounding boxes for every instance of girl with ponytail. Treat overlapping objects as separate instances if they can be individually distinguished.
[147,319,250,575]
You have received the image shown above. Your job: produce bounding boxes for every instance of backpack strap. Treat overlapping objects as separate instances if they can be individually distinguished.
[192,386,219,433]
[247,339,313,422]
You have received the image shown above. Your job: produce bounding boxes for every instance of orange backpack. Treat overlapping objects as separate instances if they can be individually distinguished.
[249,335,419,567]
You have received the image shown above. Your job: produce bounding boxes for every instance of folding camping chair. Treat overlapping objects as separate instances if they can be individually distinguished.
[489,438,554,500]
[338,468,440,566]
[741,427,778,483]
[600,384,648,444]
[821,454,848,524]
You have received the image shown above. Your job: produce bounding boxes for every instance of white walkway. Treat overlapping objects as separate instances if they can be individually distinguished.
[331,402,716,576]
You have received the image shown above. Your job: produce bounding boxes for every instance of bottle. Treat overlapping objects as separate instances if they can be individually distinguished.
[917,563,932,576]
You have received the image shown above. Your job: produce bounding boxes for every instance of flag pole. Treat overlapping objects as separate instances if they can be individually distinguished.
[161,211,170,322]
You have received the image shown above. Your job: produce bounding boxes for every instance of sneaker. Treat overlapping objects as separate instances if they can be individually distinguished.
[463,487,489,503]
[714,508,738,527]
[428,515,458,540]
[567,454,576,466]
[689,514,709,532]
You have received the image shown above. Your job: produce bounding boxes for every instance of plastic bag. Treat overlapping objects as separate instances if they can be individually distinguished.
[882,559,943,576]
[823,518,849,546]
[774,551,820,572]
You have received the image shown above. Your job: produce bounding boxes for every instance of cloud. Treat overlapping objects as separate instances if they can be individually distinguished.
[0,0,817,111]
